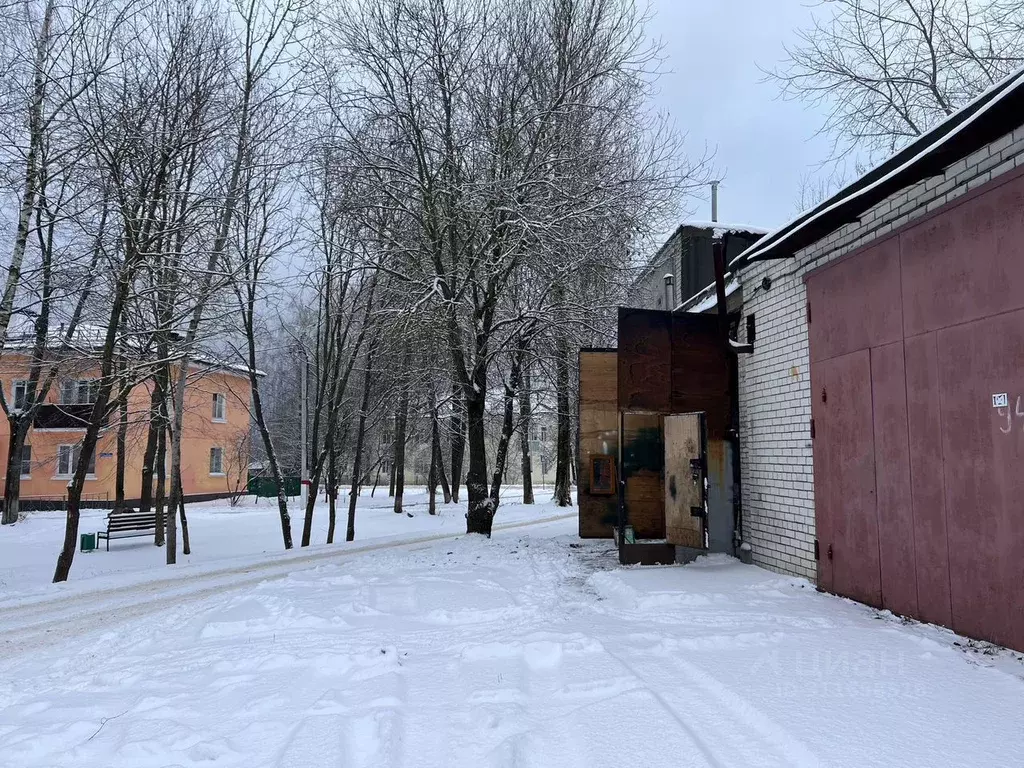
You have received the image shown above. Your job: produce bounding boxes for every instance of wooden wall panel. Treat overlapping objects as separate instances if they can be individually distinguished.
[578,350,618,538]
[669,313,731,441]
[613,308,731,542]
[664,414,703,548]
[618,308,671,412]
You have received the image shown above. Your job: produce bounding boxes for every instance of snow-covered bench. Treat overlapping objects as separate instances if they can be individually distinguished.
[97,509,157,551]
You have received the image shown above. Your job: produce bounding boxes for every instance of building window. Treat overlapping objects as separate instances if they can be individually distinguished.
[57,444,95,477]
[210,447,224,475]
[212,393,226,422]
[540,425,548,442]
[20,444,31,477]
[60,379,99,405]
[11,380,28,410]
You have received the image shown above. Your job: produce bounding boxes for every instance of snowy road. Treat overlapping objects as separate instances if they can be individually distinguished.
[3,517,1024,767]
[0,511,575,653]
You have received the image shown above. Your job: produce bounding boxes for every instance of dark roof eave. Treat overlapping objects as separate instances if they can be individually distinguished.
[732,67,1024,268]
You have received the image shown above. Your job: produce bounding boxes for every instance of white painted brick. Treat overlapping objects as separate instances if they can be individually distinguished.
[967,171,992,190]
[734,124,1022,581]
[991,157,1017,181]
[964,145,991,169]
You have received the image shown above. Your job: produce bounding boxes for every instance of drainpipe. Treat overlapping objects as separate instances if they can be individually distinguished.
[713,235,746,557]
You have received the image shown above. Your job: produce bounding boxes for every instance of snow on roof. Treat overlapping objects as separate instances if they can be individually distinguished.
[3,323,109,351]
[734,65,1024,267]
[635,219,768,282]
[677,276,739,314]
[2,325,263,378]
[681,220,769,238]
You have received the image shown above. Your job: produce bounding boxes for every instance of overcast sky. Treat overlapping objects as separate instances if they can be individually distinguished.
[649,0,833,231]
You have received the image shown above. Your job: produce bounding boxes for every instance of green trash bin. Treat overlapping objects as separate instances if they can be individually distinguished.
[80,532,96,553]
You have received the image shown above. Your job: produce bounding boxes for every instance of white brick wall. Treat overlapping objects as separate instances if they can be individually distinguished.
[736,125,1024,581]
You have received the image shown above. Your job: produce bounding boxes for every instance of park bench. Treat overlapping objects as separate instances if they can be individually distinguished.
[97,508,158,551]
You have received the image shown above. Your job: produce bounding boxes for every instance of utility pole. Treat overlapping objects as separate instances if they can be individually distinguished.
[300,351,309,511]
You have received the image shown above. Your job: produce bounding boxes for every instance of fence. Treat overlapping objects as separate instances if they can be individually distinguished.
[247,476,301,498]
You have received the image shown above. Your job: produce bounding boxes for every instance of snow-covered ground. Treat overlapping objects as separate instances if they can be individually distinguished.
[0,487,565,598]
[2,499,1024,767]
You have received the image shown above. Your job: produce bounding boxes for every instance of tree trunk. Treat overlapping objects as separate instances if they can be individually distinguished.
[428,432,437,516]
[53,258,134,582]
[392,383,409,515]
[553,335,572,507]
[247,355,291,549]
[519,364,534,505]
[347,345,375,540]
[431,408,451,503]
[489,355,522,511]
[326,444,337,544]
[166,414,183,566]
[450,383,465,503]
[140,387,159,516]
[140,382,163,543]
[464,358,493,535]
[388,456,396,497]
[156,417,168,557]
[2,420,27,525]
[178,475,190,556]
[0,0,55,354]
[114,387,128,508]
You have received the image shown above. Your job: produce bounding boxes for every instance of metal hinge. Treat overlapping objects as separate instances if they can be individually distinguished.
[810,418,815,439]
[814,540,819,561]
[806,300,812,323]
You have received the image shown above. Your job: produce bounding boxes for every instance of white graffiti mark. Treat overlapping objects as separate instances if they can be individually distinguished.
[995,395,1024,434]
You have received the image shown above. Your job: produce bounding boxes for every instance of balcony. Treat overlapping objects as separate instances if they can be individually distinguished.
[32,403,95,430]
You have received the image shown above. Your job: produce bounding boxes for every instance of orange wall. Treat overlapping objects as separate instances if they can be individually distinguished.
[0,356,251,503]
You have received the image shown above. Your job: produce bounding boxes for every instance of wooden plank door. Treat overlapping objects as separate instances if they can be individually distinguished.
[664,413,704,549]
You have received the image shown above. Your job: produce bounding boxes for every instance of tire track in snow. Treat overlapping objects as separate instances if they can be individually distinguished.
[0,513,576,653]
[606,647,823,768]
[601,647,727,768]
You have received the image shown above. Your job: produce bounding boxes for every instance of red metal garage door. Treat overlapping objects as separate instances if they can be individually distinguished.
[805,166,1024,652]
[933,310,1024,651]
[810,350,881,608]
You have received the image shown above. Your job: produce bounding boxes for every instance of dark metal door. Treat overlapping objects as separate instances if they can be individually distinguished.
[815,350,882,608]
[809,359,833,592]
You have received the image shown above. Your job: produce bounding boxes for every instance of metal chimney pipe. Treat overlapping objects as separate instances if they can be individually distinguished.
[664,273,675,311]
[711,181,719,223]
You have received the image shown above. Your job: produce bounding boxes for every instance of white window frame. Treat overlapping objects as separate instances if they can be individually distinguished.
[56,443,96,478]
[212,392,226,422]
[60,379,98,405]
[20,444,31,478]
[11,379,27,410]
[540,425,548,442]
[209,446,224,475]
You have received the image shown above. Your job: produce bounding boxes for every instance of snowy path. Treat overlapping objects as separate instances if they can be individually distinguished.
[3,519,1024,767]
[0,512,575,653]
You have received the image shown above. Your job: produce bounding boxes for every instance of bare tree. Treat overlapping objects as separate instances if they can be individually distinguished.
[768,0,1024,159]
[326,0,697,535]
[164,0,309,564]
